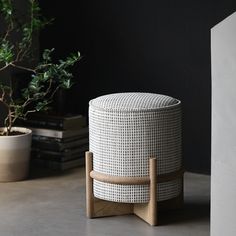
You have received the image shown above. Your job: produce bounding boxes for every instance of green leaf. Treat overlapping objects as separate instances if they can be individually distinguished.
[42,48,54,62]
[35,101,48,111]
[0,0,13,21]
[0,40,14,64]
[60,79,72,89]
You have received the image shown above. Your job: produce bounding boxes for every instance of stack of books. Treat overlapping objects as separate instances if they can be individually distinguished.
[19,113,88,170]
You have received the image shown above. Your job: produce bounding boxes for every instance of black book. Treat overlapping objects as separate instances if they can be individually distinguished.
[18,113,87,130]
[31,145,88,162]
[30,127,88,139]
[32,137,89,152]
[32,134,87,143]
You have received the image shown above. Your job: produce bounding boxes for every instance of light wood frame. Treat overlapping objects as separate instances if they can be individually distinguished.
[86,151,183,226]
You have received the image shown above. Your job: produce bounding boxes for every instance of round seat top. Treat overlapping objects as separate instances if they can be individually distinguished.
[89,92,180,112]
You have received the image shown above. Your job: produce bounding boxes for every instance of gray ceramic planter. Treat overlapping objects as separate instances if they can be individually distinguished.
[0,127,32,182]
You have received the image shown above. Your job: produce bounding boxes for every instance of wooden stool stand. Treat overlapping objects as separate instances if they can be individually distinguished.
[86,151,184,226]
[86,151,159,225]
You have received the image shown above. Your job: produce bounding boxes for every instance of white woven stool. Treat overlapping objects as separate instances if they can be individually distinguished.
[86,92,183,226]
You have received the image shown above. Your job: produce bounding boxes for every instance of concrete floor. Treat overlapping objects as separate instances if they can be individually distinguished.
[0,168,210,236]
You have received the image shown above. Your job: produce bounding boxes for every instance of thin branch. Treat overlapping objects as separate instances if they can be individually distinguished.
[44,79,52,96]
[0,63,10,72]
[48,85,60,101]
[18,0,35,61]
[9,63,36,73]
[19,41,32,62]
[12,115,19,124]
[3,20,14,41]
[1,89,5,100]
[0,62,36,73]
[0,99,9,110]
[24,109,37,118]
[0,87,4,100]
[15,47,23,62]
[35,63,53,69]
[0,99,11,135]
[22,96,33,107]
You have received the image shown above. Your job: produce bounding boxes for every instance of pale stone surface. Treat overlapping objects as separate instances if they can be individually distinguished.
[211,11,236,236]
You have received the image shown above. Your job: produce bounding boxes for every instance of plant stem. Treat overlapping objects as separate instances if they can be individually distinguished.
[6,111,12,135]
[0,100,11,135]
[0,64,10,72]
[9,63,36,73]
[0,63,36,73]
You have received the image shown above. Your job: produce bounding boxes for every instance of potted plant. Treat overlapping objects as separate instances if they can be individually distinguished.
[0,0,81,181]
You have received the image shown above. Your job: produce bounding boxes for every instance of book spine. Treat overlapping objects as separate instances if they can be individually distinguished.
[31,127,88,139]
[32,138,89,152]
[32,134,87,143]
[23,119,65,129]
[20,116,86,130]
[32,140,62,151]
[31,146,88,162]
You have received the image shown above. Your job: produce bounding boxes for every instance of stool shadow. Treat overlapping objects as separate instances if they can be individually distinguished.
[158,201,210,225]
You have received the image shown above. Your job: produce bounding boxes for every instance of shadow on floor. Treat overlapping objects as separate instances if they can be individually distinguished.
[28,164,82,180]
[158,201,210,225]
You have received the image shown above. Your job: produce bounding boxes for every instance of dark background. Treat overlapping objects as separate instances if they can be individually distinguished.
[39,1,236,174]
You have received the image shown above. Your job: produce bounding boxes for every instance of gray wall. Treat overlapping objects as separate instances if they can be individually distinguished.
[211,12,236,236]
[39,1,236,173]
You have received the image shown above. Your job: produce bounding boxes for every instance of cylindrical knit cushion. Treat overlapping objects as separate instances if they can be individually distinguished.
[89,92,182,203]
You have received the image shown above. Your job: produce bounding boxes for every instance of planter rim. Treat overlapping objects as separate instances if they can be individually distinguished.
[0,127,32,138]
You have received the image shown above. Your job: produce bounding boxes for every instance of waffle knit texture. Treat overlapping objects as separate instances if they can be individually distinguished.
[89,92,182,203]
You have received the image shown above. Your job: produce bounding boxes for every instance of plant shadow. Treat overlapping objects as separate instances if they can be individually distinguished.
[28,164,83,180]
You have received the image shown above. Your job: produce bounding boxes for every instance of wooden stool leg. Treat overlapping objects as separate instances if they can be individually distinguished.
[149,157,157,225]
[134,158,157,226]
[85,151,133,218]
[86,151,94,218]
[86,153,182,225]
